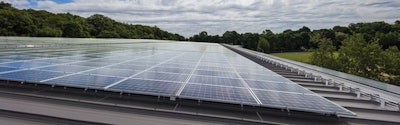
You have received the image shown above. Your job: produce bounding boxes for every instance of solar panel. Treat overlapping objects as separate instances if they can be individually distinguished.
[179,84,257,105]
[149,67,192,74]
[239,73,292,83]
[84,68,140,77]
[0,70,67,82]
[0,61,52,68]
[109,79,181,96]
[196,65,235,72]
[246,79,313,94]
[253,90,352,115]
[0,66,19,72]
[48,74,122,88]
[0,38,355,116]
[158,63,195,69]
[0,59,13,63]
[133,72,189,82]
[109,64,149,70]
[193,70,238,78]
[71,61,112,67]
[40,65,94,73]
[32,59,73,64]
[189,75,244,87]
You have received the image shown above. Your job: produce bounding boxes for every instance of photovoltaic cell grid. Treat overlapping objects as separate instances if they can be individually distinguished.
[0,38,355,116]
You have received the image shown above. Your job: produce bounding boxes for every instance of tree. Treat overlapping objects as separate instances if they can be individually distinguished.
[257,36,269,53]
[87,14,114,36]
[337,34,366,75]
[62,22,89,37]
[262,29,274,36]
[222,31,240,44]
[337,34,384,79]
[97,30,120,38]
[333,32,348,50]
[382,46,400,84]
[0,1,12,9]
[241,33,259,50]
[310,34,337,69]
[333,26,351,34]
[375,32,400,49]
[36,26,62,37]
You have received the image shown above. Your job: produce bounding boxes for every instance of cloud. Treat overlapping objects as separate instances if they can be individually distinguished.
[2,0,31,7]
[6,0,400,37]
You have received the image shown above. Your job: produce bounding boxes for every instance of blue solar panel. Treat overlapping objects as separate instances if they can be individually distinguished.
[197,62,231,68]
[0,61,52,68]
[84,68,140,77]
[124,61,159,66]
[40,65,94,73]
[239,73,291,82]
[235,68,276,75]
[0,66,19,72]
[133,72,189,82]
[48,74,122,88]
[193,70,238,78]
[180,84,257,104]
[253,90,352,115]
[0,70,67,81]
[246,80,313,94]
[6,55,36,60]
[87,59,125,64]
[0,38,355,116]
[158,63,195,69]
[71,61,111,67]
[196,66,235,72]
[109,79,181,96]
[109,64,149,70]
[0,59,13,63]
[189,75,244,87]
[35,59,74,64]
[149,67,192,74]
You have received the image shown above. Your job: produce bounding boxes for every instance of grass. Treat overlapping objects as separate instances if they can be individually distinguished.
[271,52,312,63]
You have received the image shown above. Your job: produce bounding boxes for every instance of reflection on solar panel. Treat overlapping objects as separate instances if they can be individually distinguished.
[0,37,355,116]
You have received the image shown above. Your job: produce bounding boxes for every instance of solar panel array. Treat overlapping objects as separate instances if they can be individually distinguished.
[0,37,355,116]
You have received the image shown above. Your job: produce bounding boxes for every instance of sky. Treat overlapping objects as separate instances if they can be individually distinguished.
[4,0,400,37]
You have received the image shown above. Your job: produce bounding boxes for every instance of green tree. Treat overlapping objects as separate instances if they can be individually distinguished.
[222,31,240,44]
[337,34,366,75]
[381,46,400,84]
[310,34,337,69]
[97,30,120,38]
[337,34,384,79]
[87,14,115,36]
[62,22,89,37]
[241,33,259,50]
[257,37,270,53]
[36,26,62,37]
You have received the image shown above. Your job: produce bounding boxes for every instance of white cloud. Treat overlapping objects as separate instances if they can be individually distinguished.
[2,0,30,7]
[6,0,400,37]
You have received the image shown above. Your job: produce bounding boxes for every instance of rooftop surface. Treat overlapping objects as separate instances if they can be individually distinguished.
[0,37,399,124]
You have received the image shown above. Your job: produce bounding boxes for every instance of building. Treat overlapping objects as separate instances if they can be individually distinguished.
[0,37,399,124]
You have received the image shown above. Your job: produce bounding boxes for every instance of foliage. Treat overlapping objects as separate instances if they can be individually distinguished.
[0,2,185,40]
[310,34,337,69]
[257,37,269,52]
[188,19,400,85]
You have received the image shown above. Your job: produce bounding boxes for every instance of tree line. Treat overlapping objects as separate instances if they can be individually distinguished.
[189,21,400,85]
[0,2,185,40]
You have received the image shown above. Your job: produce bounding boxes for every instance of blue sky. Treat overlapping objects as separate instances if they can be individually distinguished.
[4,0,400,37]
[52,0,72,4]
